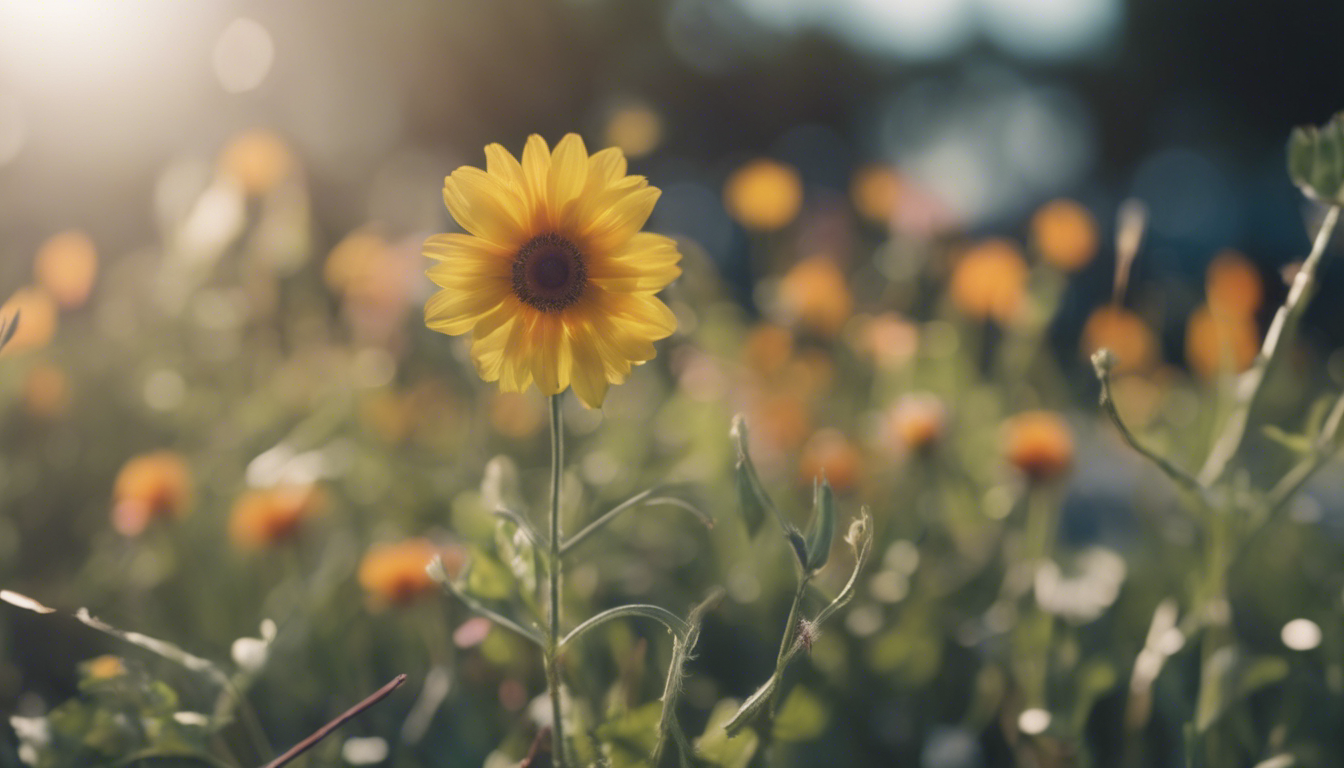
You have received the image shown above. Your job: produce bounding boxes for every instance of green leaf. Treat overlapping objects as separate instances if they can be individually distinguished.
[696,699,759,768]
[731,416,778,536]
[785,528,808,572]
[596,700,662,768]
[1262,425,1313,455]
[804,476,835,572]
[772,686,828,742]
[1288,111,1344,205]
[463,547,517,601]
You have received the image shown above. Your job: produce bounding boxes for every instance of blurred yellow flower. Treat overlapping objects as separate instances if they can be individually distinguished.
[888,393,945,453]
[604,103,663,158]
[218,129,294,197]
[1185,305,1259,379]
[34,231,98,309]
[228,485,324,550]
[112,451,192,537]
[1081,306,1157,374]
[82,655,127,680]
[22,363,70,420]
[1031,199,1097,272]
[777,257,853,337]
[723,158,803,232]
[798,428,862,492]
[358,538,463,606]
[849,164,903,224]
[1206,250,1263,318]
[948,239,1028,323]
[424,134,681,409]
[1003,411,1073,481]
[0,288,58,355]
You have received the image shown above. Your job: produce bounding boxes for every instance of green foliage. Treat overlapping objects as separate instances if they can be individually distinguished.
[1288,110,1344,205]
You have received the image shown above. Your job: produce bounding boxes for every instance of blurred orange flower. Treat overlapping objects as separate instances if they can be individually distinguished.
[1080,306,1157,374]
[112,451,192,537]
[359,538,464,606]
[850,164,903,225]
[723,159,803,232]
[948,239,1028,323]
[34,231,98,309]
[777,257,853,337]
[218,129,294,197]
[1003,411,1073,481]
[797,428,862,492]
[0,288,58,355]
[889,393,945,453]
[1185,305,1259,379]
[1031,199,1098,272]
[22,364,70,420]
[748,391,812,453]
[1206,250,1263,318]
[228,485,324,549]
[743,324,794,377]
[856,313,919,370]
[490,391,546,439]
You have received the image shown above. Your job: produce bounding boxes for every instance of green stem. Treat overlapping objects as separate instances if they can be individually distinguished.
[1197,205,1341,487]
[769,577,809,717]
[546,394,568,768]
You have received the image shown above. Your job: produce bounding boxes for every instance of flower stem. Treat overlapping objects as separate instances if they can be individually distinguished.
[1197,205,1340,487]
[545,394,568,768]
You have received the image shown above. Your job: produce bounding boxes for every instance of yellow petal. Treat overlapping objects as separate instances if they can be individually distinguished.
[581,186,660,255]
[499,314,536,393]
[470,320,513,382]
[587,233,682,292]
[425,283,510,335]
[568,330,610,408]
[485,143,528,196]
[521,134,551,219]
[531,315,571,396]
[443,168,528,248]
[423,232,508,262]
[549,134,590,223]
[587,147,628,187]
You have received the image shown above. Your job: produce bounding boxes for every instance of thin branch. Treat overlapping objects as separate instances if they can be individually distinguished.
[1263,386,1344,515]
[492,507,547,550]
[560,487,712,557]
[261,674,407,768]
[559,603,691,649]
[1198,205,1341,486]
[1092,351,1210,504]
[428,558,545,647]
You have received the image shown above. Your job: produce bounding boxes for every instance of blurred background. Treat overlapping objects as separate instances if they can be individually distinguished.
[3,1,1344,767]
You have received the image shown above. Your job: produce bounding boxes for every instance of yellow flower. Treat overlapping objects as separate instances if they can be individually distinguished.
[1030,199,1097,272]
[424,134,681,409]
[34,231,98,309]
[723,158,804,231]
[112,451,192,537]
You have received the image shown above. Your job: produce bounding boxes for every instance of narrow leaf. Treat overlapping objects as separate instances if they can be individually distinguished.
[803,476,835,572]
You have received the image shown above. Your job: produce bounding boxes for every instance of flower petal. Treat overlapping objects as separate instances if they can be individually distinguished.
[581,186,661,254]
[567,329,610,408]
[587,233,682,292]
[443,167,528,248]
[484,143,527,195]
[425,282,510,336]
[587,147,628,187]
[549,134,590,223]
[423,232,508,262]
[521,134,551,221]
[531,315,571,396]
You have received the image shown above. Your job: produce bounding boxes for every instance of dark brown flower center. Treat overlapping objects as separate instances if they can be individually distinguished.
[511,233,587,312]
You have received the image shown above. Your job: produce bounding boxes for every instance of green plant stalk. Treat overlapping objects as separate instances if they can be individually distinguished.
[546,394,568,768]
[770,577,811,718]
[1198,205,1341,487]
